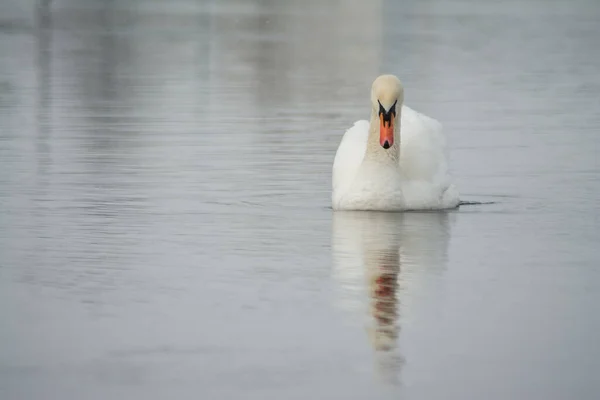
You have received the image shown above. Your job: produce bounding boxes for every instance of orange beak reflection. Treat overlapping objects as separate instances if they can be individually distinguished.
[379,113,394,149]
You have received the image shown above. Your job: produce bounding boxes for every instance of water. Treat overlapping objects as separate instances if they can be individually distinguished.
[1,0,599,399]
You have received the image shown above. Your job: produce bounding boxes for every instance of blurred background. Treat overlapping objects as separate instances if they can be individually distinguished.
[1,0,599,399]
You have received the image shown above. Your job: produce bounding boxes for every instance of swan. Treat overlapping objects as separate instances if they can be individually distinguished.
[332,74,460,211]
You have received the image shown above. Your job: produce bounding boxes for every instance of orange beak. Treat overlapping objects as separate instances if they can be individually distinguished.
[379,113,394,149]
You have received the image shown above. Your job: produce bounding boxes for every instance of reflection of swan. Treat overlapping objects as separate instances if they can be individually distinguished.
[332,75,460,211]
[331,211,453,384]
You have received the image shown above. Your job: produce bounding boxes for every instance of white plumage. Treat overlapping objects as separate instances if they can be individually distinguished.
[332,76,460,211]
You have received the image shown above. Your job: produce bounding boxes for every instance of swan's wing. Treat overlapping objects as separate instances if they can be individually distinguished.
[399,105,459,208]
[399,105,446,180]
[332,120,369,203]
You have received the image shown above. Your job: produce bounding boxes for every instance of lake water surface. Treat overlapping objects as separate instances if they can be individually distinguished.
[1,0,599,399]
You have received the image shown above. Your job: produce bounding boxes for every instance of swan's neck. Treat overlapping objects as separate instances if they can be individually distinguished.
[365,108,401,164]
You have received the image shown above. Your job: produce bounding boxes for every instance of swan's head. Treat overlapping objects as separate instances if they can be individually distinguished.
[371,75,404,149]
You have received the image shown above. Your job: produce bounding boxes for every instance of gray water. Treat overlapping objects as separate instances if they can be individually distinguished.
[1,0,599,399]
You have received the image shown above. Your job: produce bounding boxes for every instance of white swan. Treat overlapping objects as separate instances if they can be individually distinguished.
[332,75,460,211]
